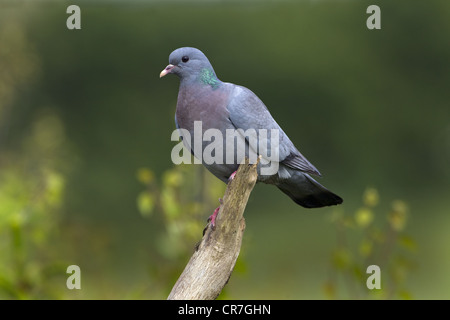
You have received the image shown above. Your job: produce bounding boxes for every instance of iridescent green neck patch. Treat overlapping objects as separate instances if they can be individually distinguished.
[200,68,220,89]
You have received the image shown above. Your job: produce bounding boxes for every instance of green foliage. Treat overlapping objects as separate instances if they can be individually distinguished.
[0,165,65,299]
[0,111,73,299]
[324,188,417,299]
[0,19,73,298]
[136,164,230,297]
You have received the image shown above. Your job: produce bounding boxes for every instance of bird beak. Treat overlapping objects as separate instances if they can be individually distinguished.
[160,64,175,78]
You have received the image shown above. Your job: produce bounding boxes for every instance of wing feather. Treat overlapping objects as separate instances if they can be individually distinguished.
[226,84,321,176]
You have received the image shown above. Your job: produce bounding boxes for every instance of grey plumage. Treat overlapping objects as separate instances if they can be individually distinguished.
[161,47,342,208]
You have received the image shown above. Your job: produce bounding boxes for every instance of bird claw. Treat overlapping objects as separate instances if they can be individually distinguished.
[228,171,237,183]
[207,206,220,229]
[207,198,224,229]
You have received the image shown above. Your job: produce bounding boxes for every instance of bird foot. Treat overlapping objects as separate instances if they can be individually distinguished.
[207,198,223,229]
[228,171,237,183]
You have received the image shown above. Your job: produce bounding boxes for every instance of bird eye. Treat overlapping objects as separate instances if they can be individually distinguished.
[181,56,189,63]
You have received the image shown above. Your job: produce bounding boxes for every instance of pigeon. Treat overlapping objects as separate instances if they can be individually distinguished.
[160,47,342,224]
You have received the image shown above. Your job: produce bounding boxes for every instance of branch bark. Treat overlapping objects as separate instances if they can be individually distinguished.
[167,158,259,300]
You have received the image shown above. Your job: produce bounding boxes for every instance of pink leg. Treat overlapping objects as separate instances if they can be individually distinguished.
[228,171,237,183]
[208,198,223,229]
[208,206,220,228]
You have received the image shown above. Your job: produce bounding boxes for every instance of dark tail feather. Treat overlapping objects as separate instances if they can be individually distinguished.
[277,174,343,208]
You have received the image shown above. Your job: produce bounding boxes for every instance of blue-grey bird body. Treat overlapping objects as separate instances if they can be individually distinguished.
[160,47,342,208]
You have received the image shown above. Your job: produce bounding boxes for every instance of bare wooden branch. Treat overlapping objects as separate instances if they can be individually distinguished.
[167,158,259,300]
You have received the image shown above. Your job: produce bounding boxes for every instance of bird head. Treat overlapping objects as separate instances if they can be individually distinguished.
[160,47,217,83]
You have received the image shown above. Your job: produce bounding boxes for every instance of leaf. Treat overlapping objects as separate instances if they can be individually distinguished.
[137,192,155,217]
[44,170,65,207]
[388,200,408,231]
[160,187,180,219]
[355,208,374,228]
[363,187,379,207]
[163,169,183,188]
[399,235,417,252]
[136,168,154,185]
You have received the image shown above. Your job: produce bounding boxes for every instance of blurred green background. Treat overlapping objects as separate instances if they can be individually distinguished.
[0,0,449,299]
